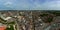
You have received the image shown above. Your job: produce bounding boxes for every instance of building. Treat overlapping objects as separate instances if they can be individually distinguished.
[0,26,6,30]
[0,23,6,30]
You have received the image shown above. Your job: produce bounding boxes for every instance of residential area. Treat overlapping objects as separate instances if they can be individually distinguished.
[0,10,60,30]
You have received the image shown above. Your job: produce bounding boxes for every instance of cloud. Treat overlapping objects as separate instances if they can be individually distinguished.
[13,0,42,10]
[0,0,60,10]
[32,0,60,10]
[41,1,60,10]
[4,2,13,7]
[14,0,60,10]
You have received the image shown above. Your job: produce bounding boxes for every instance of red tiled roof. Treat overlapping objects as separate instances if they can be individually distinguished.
[0,26,6,30]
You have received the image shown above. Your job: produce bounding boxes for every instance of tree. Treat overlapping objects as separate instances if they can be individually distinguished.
[5,25,14,30]
[41,14,54,23]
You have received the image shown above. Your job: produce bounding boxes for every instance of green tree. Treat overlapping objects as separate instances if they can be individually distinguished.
[5,25,14,30]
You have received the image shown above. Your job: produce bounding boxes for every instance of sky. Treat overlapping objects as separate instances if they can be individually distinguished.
[0,0,60,10]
